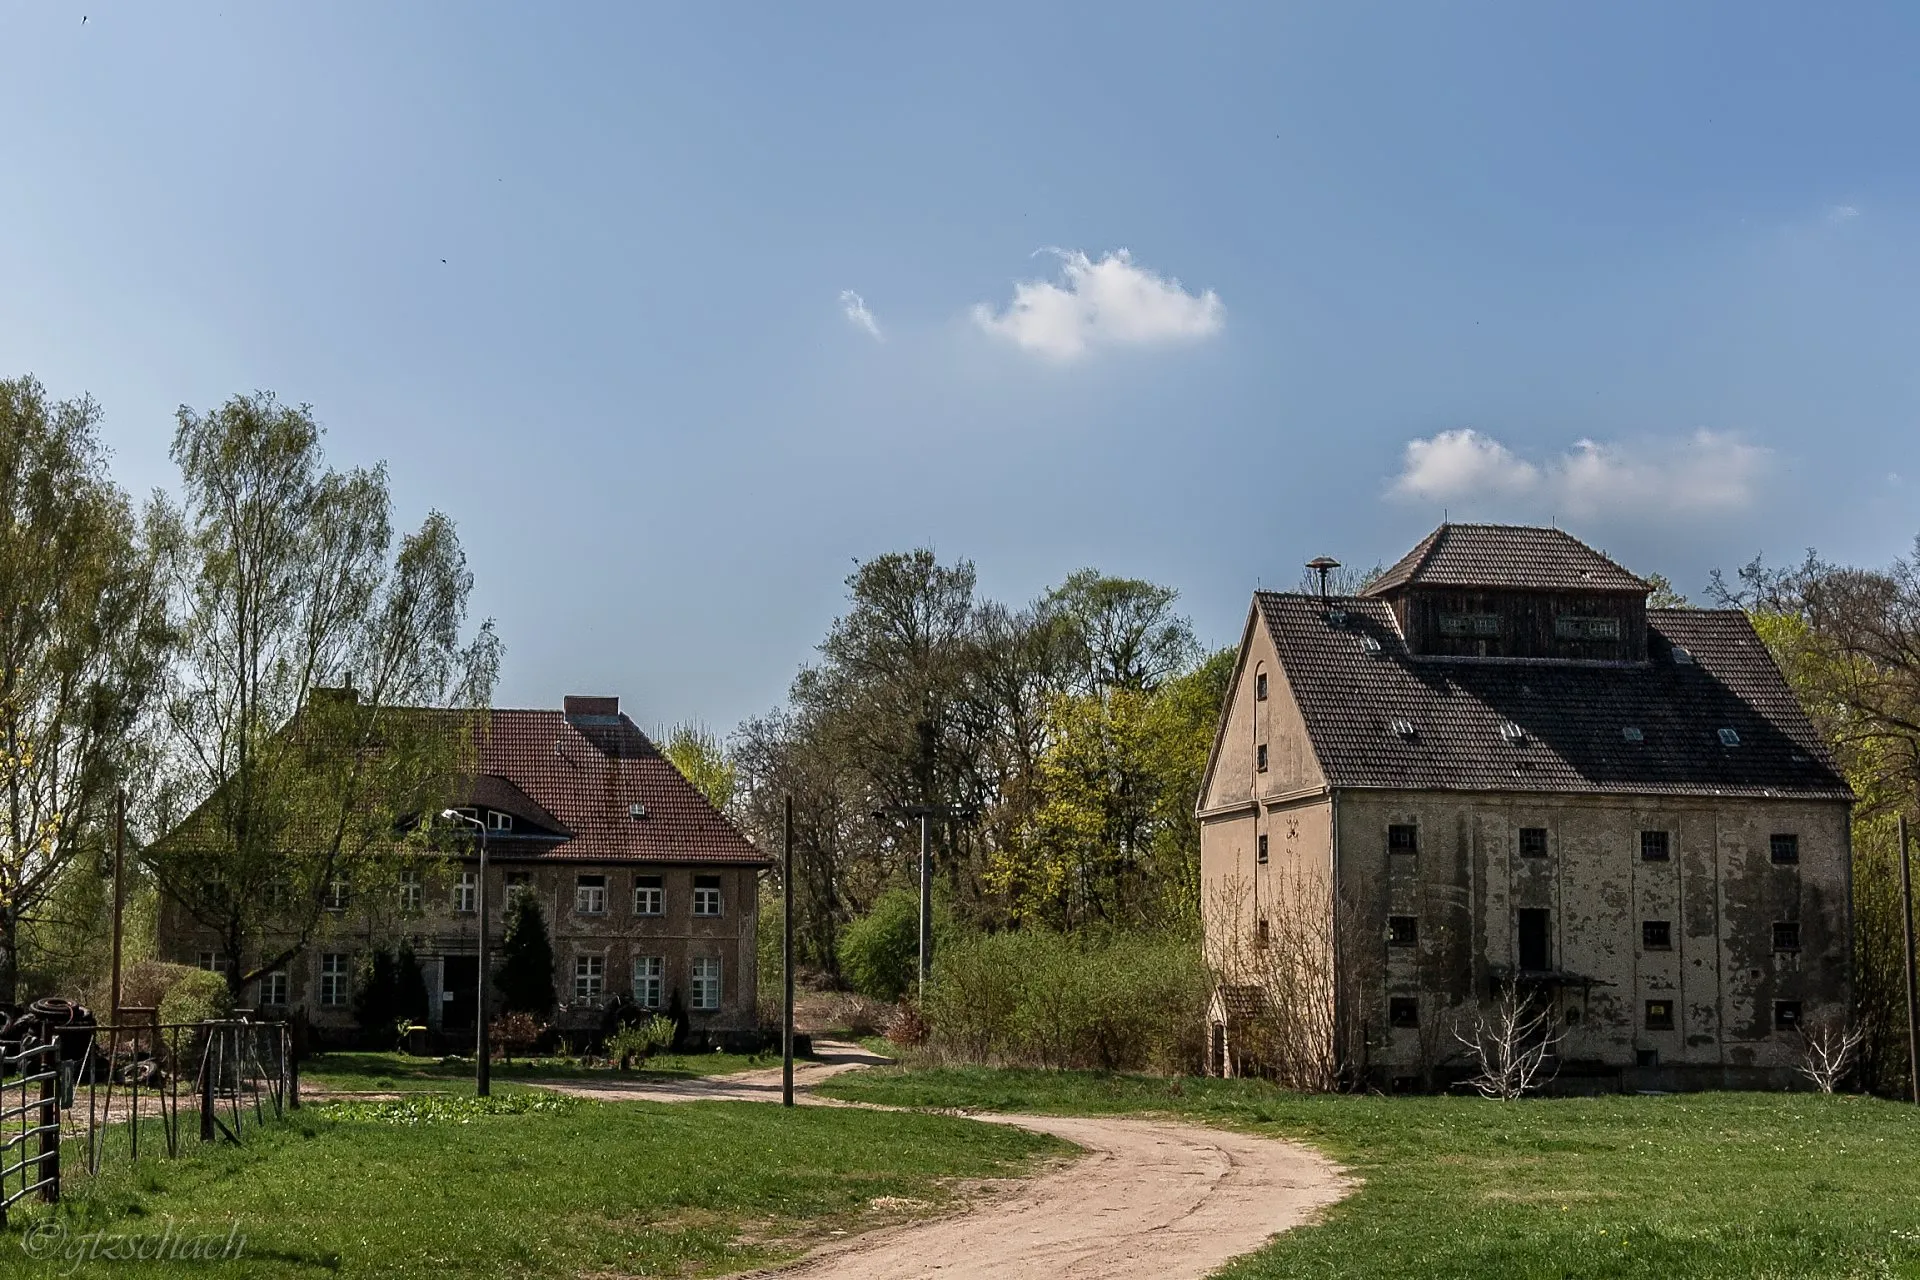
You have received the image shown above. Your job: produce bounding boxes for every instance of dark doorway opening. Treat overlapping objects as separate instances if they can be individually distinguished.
[1517,909,1551,971]
[442,955,478,1031]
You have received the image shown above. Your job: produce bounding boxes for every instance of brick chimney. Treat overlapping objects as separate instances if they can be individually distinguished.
[563,695,620,719]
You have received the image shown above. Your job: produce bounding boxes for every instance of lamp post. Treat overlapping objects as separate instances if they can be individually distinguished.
[441,808,491,1097]
[871,803,975,996]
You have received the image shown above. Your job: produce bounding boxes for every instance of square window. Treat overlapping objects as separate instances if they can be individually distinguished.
[574,954,604,1001]
[691,956,722,1011]
[398,870,423,914]
[1256,743,1268,772]
[1770,834,1800,865]
[319,953,350,1007]
[575,874,608,916]
[1519,827,1548,858]
[487,810,513,832]
[324,874,351,912]
[1389,997,1419,1028]
[259,971,288,1008]
[1388,915,1418,947]
[693,875,723,917]
[1640,830,1670,862]
[1636,1048,1660,1068]
[1645,999,1675,1031]
[632,955,664,1008]
[1774,1000,1803,1032]
[196,950,229,975]
[1773,921,1801,951]
[1642,920,1672,950]
[453,871,478,913]
[634,875,664,915]
[1257,834,1269,865]
[1255,671,1268,701]
[1388,824,1419,856]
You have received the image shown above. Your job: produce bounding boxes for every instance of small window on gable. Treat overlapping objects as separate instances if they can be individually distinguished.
[1640,830,1670,862]
[1770,833,1800,865]
[1717,727,1741,747]
[1255,671,1268,701]
[1773,921,1801,951]
[1389,997,1419,1028]
[1388,915,1418,947]
[1645,999,1675,1031]
[1774,1000,1803,1032]
[1256,744,1268,772]
[1642,920,1672,950]
[1257,834,1269,865]
[1519,827,1548,858]
[1388,824,1418,856]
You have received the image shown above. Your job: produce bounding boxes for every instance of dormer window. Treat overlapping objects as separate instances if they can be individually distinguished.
[1438,613,1501,638]
[488,811,513,832]
[1554,616,1620,641]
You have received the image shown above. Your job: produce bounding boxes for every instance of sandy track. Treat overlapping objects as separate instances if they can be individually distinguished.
[530,1042,1351,1280]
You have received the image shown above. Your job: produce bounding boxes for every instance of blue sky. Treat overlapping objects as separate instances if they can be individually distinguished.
[6,3,1920,730]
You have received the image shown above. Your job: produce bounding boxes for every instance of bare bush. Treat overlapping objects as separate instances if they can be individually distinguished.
[1454,984,1563,1100]
[1798,1016,1868,1093]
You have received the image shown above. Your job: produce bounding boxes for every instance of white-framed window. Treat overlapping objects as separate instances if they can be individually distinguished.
[398,869,423,913]
[574,954,604,1001]
[453,871,478,913]
[319,953,349,1007]
[692,875,722,917]
[488,810,513,832]
[503,871,531,912]
[575,874,607,915]
[196,950,229,975]
[691,956,721,1011]
[323,873,351,913]
[632,955,663,1008]
[634,875,664,916]
[259,970,289,1007]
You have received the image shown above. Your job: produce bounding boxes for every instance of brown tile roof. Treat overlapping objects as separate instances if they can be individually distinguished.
[1363,523,1649,595]
[1255,593,1850,800]
[468,709,766,864]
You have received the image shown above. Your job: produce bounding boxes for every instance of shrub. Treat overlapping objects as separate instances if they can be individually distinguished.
[922,926,1209,1073]
[838,888,937,1002]
[608,1015,677,1067]
[158,966,234,1026]
[885,1001,928,1047]
[354,943,430,1036]
[491,1011,545,1063]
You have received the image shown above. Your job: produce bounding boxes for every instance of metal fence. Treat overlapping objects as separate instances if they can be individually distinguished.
[0,1019,294,1228]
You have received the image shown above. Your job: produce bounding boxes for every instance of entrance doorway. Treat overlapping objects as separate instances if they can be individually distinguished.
[442,955,478,1031]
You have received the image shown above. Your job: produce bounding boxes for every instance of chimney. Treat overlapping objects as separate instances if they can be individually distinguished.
[563,695,620,719]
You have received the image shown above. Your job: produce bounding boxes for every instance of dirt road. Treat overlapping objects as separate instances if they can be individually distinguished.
[532,1041,1351,1279]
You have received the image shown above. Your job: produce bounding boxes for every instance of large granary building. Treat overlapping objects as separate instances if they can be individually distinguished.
[1198,523,1852,1091]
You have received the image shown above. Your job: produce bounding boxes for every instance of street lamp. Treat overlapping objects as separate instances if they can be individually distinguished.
[441,807,491,1097]
[871,803,976,995]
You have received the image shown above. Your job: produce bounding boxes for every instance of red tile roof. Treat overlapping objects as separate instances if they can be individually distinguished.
[464,709,765,865]
[1363,523,1649,595]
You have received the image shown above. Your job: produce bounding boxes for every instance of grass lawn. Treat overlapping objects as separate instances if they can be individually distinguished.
[302,1048,782,1094]
[2,1095,1061,1278]
[819,1067,1920,1280]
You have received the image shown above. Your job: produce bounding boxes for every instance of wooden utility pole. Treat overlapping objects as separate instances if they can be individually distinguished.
[110,787,126,1022]
[1901,815,1919,1105]
[782,794,795,1107]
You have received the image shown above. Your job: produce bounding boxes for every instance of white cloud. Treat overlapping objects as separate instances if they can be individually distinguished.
[1826,204,1861,224]
[970,249,1224,361]
[1389,428,1769,520]
[839,290,883,341]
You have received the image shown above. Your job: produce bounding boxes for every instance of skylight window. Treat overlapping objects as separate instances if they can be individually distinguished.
[1360,635,1383,655]
[1499,721,1527,745]
[1671,646,1695,665]
[1622,726,1644,743]
[1717,727,1741,747]
[1389,719,1416,740]
[1324,609,1349,629]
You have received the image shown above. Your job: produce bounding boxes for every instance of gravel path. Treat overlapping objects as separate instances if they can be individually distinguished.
[529,1041,1352,1279]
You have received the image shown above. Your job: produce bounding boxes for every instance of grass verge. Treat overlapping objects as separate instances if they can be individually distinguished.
[818,1066,1920,1280]
[2,1096,1061,1278]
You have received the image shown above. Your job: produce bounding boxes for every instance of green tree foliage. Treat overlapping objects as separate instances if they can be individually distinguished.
[0,376,172,1002]
[353,941,430,1035]
[147,392,501,999]
[157,965,234,1026]
[661,722,737,812]
[837,887,941,1001]
[734,551,1228,971]
[496,890,556,1016]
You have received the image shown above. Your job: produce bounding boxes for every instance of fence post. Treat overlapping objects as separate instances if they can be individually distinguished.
[199,1030,216,1143]
[37,1056,59,1203]
[287,1026,300,1112]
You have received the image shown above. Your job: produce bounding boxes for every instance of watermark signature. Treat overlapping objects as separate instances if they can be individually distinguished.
[20,1218,245,1273]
